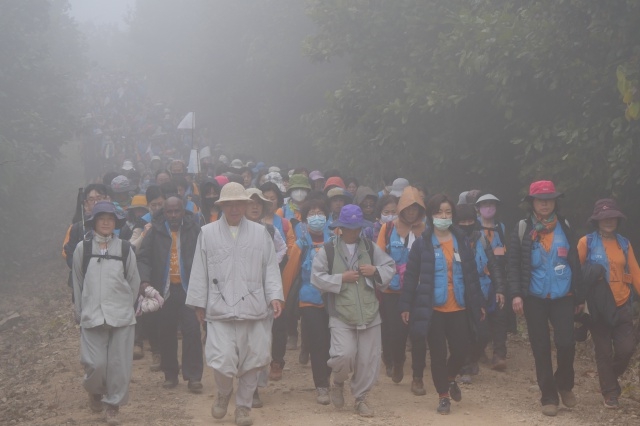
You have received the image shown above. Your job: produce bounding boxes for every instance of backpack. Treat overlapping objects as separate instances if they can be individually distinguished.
[81,239,131,278]
[323,238,376,274]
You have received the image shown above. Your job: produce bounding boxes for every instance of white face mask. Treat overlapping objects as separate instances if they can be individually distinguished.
[380,214,397,224]
[290,189,308,203]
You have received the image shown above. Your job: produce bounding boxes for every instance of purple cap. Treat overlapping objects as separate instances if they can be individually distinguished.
[328,204,374,230]
[309,170,324,181]
[85,201,126,228]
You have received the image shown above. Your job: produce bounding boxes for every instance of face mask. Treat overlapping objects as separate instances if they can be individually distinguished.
[479,205,496,219]
[380,214,397,224]
[459,223,476,236]
[307,214,326,232]
[290,189,307,203]
[433,218,452,231]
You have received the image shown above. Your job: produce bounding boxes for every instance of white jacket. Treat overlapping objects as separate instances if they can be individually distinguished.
[186,217,283,321]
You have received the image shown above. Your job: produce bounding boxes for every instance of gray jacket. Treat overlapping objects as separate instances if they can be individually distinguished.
[72,237,140,328]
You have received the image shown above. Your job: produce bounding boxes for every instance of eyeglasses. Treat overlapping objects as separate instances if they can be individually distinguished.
[86,196,105,204]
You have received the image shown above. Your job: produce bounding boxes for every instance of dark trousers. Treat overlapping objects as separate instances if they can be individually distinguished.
[271,311,287,365]
[469,305,507,362]
[300,306,331,388]
[523,295,575,405]
[158,285,203,381]
[411,334,428,379]
[134,310,160,354]
[591,301,636,398]
[380,292,409,368]
[427,310,470,394]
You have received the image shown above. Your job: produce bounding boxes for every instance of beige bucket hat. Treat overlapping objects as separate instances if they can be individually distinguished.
[215,182,251,205]
[246,188,272,204]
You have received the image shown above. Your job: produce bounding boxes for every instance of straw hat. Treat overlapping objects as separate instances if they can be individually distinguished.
[246,188,273,207]
[215,182,250,205]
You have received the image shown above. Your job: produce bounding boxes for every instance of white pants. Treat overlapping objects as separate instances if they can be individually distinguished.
[80,324,135,406]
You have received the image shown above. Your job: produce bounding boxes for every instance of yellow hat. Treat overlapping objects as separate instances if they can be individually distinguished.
[130,194,148,211]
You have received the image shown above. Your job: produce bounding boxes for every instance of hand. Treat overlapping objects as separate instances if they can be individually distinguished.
[512,296,524,315]
[496,293,505,310]
[194,307,205,324]
[574,304,584,315]
[401,311,410,325]
[341,270,360,283]
[139,282,150,296]
[144,223,152,231]
[271,300,283,319]
[358,264,377,277]
[480,307,486,321]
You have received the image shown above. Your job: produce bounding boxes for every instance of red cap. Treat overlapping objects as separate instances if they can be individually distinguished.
[324,176,346,191]
[526,180,563,200]
[214,175,229,187]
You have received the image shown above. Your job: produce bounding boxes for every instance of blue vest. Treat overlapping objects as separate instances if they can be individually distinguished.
[586,232,629,283]
[529,225,572,299]
[386,226,409,291]
[298,227,331,306]
[432,234,465,307]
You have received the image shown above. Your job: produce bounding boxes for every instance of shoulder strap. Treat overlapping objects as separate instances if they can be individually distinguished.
[495,222,506,247]
[82,240,92,276]
[365,238,375,264]
[121,240,131,277]
[81,239,130,277]
[265,223,275,239]
[384,222,394,253]
[518,220,527,245]
[323,241,335,275]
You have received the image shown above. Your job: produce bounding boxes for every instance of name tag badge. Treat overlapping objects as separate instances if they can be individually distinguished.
[493,246,505,256]
[454,252,461,262]
[557,247,568,258]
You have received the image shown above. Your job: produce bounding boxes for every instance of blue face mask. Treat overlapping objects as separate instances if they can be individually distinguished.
[432,217,452,231]
[307,214,326,232]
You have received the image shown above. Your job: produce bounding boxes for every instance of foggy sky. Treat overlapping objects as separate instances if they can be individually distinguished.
[68,0,135,28]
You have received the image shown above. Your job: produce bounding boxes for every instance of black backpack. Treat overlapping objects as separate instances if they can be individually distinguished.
[81,239,131,278]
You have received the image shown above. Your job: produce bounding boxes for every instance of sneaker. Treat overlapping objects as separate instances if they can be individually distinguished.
[286,334,298,350]
[491,355,507,372]
[449,381,462,402]
[133,344,144,360]
[234,406,253,426]
[541,404,558,416]
[604,395,619,409]
[88,393,103,413]
[330,382,344,408]
[298,348,309,365]
[150,353,162,372]
[437,397,451,415]
[252,389,263,408]
[411,378,426,396]
[559,390,577,408]
[188,379,203,393]
[269,361,283,381]
[211,392,232,419]
[354,398,374,417]
[162,377,178,389]
[105,404,120,426]
[392,363,404,384]
[316,387,330,405]
[385,365,393,378]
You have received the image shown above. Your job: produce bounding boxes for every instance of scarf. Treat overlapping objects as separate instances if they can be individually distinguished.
[530,213,557,242]
[94,234,113,244]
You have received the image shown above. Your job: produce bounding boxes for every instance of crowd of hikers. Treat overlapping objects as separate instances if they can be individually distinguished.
[62,152,640,426]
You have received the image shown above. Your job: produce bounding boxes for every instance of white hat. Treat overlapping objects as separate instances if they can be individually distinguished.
[246,188,272,205]
[268,166,281,173]
[121,160,134,171]
[215,182,251,205]
[230,159,244,169]
[389,178,410,197]
[476,194,500,204]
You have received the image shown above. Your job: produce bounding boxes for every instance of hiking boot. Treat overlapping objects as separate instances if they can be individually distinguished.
[252,389,263,408]
[188,379,203,393]
[162,377,178,389]
[354,397,374,417]
[212,392,232,419]
[491,355,507,372]
[286,334,298,350]
[105,404,120,426]
[298,348,309,365]
[391,363,404,384]
[604,395,619,409]
[316,387,330,405]
[559,390,576,408]
[330,382,344,408]
[437,397,451,415]
[133,343,144,360]
[88,393,103,413]
[385,364,393,378]
[449,381,462,402]
[411,378,426,396]
[269,361,283,381]
[541,404,558,416]
[149,353,161,372]
[235,406,253,426]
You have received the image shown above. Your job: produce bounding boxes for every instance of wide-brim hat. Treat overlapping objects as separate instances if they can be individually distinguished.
[85,201,126,228]
[246,188,273,206]
[324,176,346,191]
[121,160,134,171]
[588,198,626,223]
[328,204,374,230]
[476,194,500,204]
[215,182,250,205]
[523,180,563,202]
[287,174,311,193]
[327,187,351,202]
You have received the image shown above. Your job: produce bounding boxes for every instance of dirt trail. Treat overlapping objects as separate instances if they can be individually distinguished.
[0,143,639,425]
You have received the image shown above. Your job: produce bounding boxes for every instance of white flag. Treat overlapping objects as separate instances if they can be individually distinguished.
[177,112,195,130]
[187,149,200,174]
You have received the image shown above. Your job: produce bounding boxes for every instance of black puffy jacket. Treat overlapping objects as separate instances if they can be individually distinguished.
[507,215,584,304]
[398,226,486,339]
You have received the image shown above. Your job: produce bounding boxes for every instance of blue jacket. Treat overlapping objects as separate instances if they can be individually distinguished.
[297,227,331,306]
[585,231,629,283]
